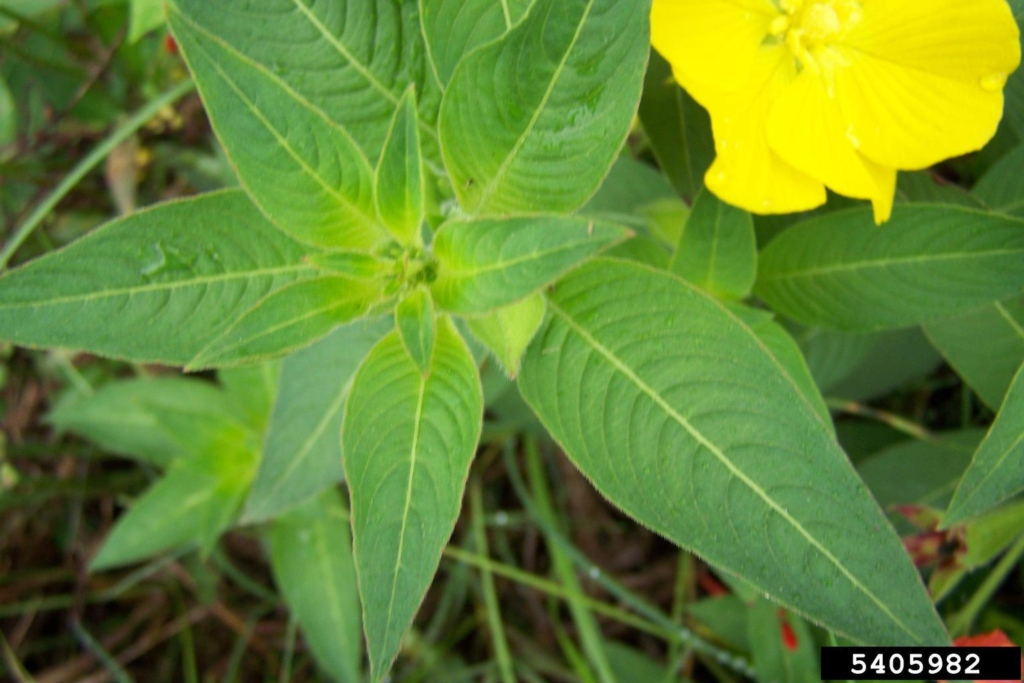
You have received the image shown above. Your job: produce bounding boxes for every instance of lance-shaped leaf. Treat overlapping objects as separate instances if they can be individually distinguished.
[244,319,390,523]
[638,50,714,202]
[343,318,482,681]
[169,0,442,166]
[671,189,756,301]
[924,298,1024,409]
[439,0,651,215]
[466,292,546,378]
[219,363,282,433]
[376,88,425,245]
[943,362,1024,526]
[420,0,533,87]
[91,413,257,570]
[431,216,628,314]
[308,250,389,281]
[0,190,313,365]
[756,206,1024,331]
[168,6,384,250]
[270,490,362,683]
[728,305,832,430]
[48,378,241,468]
[974,144,1024,217]
[518,259,948,646]
[396,289,435,373]
[190,276,382,370]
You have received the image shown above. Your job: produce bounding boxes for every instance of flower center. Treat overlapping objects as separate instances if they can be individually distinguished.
[770,0,862,76]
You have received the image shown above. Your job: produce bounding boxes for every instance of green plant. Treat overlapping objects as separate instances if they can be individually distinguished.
[3,1,1024,682]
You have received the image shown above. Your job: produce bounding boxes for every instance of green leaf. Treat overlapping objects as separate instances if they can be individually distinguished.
[270,490,362,683]
[638,50,714,201]
[396,289,435,373]
[376,88,425,244]
[168,5,385,250]
[218,362,281,433]
[756,206,1024,331]
[48,378,234,468]
[0,74,16,149]
[439,0,651,215]
[0,190,314,365]
[731,307,832,430]
[895,171,982,208]
[580,156,685,237]
[430,216,628,314]
[128,0,164,42]
[924,298,1024,409]
[857,432,981,513]
[973,144,1024,217]
[91,422,258,571]
[518,259,948,646]
[420,0,533,87]
[944,362,1024,526]
[817,328,942,402]
[748,602,819,683]
[169,0,442,166]
[243,319,390,523]
[670,189,756,301]
[308,250,388,281]
[795,329,876,394]
[343,317,482,681]
[189,276,382,370]
[466,292,546,379]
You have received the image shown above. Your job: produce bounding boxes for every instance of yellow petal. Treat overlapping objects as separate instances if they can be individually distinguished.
[650,0,779,103]
[834,49,1008,170]
[834,0,1020,170]
[767,69,897,223]
[844,0,1020,84]
[703,45,826,215]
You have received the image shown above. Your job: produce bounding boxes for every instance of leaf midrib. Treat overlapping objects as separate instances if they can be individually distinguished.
[760,246,1024,281]
[0,264,312,310]
[377,369,428,674]
[472,0,595,211]
[995,301,1024,341]
[438,234,607,281]
[195,287,373,363]
[258,377,354,513]
[173,10,379,229]
[546,297,919,642]
[290,0,440,147]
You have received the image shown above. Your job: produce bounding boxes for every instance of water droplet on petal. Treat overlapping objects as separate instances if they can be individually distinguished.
[761,199,774,210]
[981,73,1007,91]
[845,124,861,149]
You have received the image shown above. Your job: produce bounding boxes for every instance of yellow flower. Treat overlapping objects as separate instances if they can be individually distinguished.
[650,0,1021,223]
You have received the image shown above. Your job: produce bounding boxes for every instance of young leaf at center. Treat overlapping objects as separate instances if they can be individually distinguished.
[343,317,482,681]
[395,289,436,374]
[376,87,425,245]
[430,216,629,314]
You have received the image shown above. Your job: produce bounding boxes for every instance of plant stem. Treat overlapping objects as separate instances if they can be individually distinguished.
[470,478,517,683]
[825,398,933,441]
